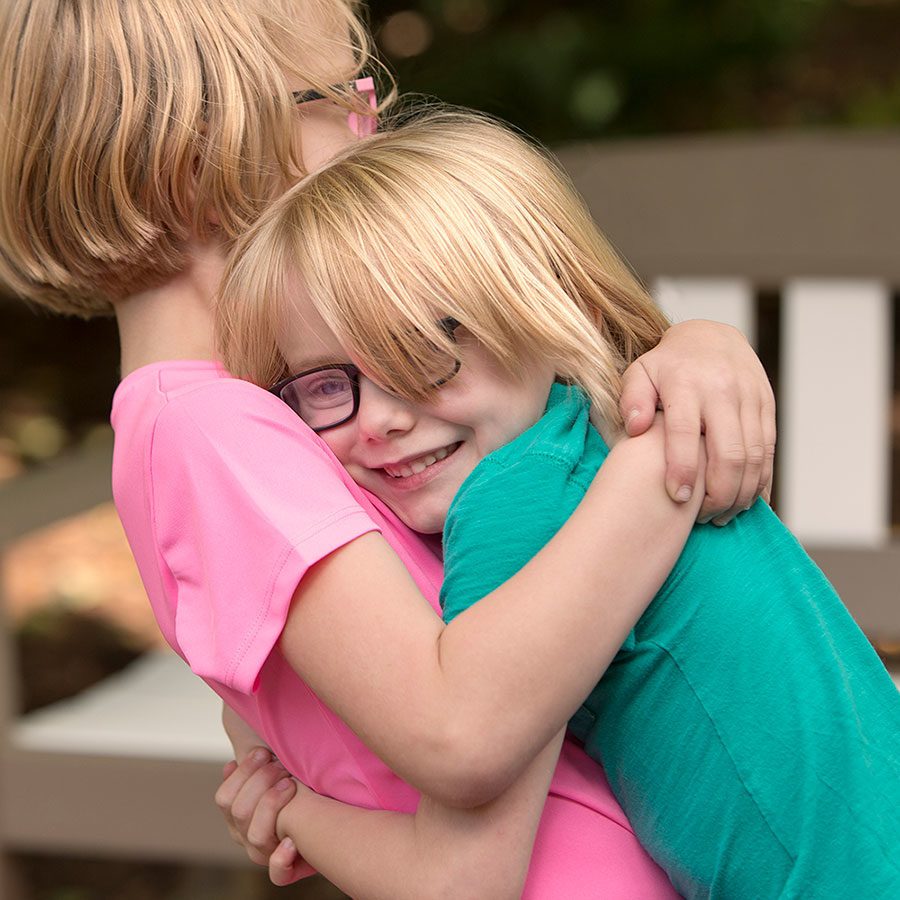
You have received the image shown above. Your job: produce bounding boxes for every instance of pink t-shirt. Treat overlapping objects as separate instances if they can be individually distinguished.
[111,361,675,898]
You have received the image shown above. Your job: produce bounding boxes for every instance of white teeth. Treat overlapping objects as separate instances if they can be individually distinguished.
[384,444,457,479]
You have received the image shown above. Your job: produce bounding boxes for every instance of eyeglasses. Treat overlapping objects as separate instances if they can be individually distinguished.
[270,317,461,432]
[292,76,378,138]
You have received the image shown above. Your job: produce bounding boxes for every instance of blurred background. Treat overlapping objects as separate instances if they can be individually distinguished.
[1,1,898,897]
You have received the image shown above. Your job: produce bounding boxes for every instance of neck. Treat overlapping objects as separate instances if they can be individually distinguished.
[114,238,226,377]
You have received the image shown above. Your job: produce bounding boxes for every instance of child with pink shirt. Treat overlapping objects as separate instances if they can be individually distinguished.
[1,1,776,895]
[215,110,898,898]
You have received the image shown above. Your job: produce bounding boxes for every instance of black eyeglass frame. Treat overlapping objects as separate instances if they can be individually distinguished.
[292,75,379,140]
[269,316,462,433]
[291,74,374,105]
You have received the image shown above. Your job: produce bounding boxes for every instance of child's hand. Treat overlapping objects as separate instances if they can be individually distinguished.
[619,320,775,525]
[215,748,312,882]
[268,834,310,887]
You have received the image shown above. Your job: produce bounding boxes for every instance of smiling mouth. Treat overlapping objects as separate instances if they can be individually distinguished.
[382,442,462,479]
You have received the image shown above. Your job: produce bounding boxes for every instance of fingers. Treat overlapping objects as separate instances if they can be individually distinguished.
[269,837,316,886]
[214,748,290,864]
[216,748,269,844]
[231,763,293,859]
[698,399,744,524]
[215,747,270,824]
[633,319,777,522]
[738,388,776,511]
[707,400,764,525]
[701,380,777,524]
[246,777,296,860]
[619,359,659,437]
[661,397,703,505]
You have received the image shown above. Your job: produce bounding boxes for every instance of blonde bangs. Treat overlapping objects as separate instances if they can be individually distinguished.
[218,210,297,389]
[0,0,385,316]
[218,109,669,428]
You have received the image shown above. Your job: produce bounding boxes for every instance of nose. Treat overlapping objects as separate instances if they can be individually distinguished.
[355,376,416,442]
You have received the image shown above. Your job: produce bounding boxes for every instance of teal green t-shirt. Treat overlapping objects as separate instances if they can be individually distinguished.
[441,383,900,899]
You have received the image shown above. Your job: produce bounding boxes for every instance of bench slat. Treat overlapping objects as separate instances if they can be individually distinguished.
[11,651,231,762]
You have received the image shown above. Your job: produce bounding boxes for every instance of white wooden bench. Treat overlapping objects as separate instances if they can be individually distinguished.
[558,130,900,640]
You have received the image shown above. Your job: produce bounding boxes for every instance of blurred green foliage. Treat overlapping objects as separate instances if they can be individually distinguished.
[2,0,899,471]
[370,0,900,140]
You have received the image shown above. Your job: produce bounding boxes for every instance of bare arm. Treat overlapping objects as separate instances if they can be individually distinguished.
[281,418,704,806]
[221,703,267,762]
[283,735,562,899]
[218,734,565,900]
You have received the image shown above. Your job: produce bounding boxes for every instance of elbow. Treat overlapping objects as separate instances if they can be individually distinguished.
[415,723,520,808]
[440,746,516,809]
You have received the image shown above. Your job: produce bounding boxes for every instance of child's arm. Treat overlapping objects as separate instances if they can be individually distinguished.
[621,319,775,524]
[221,703,267,762]
[218,735,565,899]
[280,416,704,808]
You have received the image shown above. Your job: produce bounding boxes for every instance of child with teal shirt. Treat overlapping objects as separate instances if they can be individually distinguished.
[442,382,900,897]
[218,108,900,897]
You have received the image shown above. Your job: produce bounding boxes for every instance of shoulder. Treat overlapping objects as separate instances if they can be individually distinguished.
[147,371,340,473]
[120,365,371,549]
[448,388,600,524]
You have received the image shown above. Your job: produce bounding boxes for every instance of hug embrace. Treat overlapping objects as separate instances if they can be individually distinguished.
[1,1,898,897]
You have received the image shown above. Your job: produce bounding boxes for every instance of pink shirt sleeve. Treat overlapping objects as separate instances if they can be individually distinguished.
[149,380,378,694]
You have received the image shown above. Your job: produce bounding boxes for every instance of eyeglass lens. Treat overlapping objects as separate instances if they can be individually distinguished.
[279,367,358,432]
[275,319,462,432]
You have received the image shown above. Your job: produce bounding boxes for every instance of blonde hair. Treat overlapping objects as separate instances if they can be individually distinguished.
[0,0,385,316]
[219,108,669,428]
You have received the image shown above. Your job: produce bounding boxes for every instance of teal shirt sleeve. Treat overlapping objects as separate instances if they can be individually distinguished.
[440,384,605,623]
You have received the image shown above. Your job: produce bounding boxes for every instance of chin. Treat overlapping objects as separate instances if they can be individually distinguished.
[399,508,447,536]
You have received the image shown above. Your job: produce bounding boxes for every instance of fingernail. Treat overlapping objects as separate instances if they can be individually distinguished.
[276,778,292,791]
[252,748,270,764]
[675,485,692,502]
[281,837,295,852]
[626,408,640,424]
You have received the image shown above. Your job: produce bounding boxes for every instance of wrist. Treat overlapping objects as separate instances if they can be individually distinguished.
[275,781,314,843]
[275,791,299,843]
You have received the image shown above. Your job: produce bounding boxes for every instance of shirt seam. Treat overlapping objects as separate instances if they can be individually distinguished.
[145,375,372,686]
[224,505,374,688]
[645,639,796,867]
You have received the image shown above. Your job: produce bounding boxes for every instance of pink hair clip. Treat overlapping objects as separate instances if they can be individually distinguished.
[348,76,378,137]
[292,76,378,138]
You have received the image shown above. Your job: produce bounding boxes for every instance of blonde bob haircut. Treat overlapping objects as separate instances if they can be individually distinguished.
[0,0,383,316]
[218,108,670,429]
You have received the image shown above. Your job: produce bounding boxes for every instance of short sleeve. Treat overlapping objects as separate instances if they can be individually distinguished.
[150,380,378,693]
[440,387,601,624]
[440,453,587,624]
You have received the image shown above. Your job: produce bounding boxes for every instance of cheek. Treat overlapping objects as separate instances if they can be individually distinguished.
[486,382,552,445]
[317,425,355,467]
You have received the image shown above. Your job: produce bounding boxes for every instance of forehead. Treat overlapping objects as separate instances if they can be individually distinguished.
[276,279,348,370]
